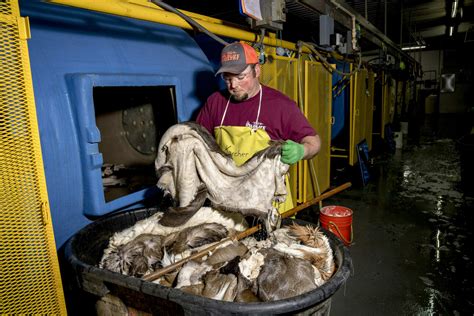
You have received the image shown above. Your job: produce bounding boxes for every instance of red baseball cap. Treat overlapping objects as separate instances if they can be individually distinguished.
[216,42,259,75]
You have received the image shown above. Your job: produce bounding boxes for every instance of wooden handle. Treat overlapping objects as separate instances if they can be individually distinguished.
[281,182,352,219]
[143,182,351,282]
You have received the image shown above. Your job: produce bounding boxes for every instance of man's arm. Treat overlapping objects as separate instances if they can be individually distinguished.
[301,134,321,160]
[281,134,320,165]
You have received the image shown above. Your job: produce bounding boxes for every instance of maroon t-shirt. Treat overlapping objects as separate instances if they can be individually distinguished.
[196,85,316,142]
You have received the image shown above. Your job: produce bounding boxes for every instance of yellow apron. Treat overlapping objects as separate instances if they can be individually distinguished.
[214,86,294,213]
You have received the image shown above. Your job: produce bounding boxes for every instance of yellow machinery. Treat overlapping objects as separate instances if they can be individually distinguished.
[260,52,299,205]
[260,50,332,203]
[381,73,396,139]
[349,68,375,165]
[0,0,67,314]
[302,60,332,201]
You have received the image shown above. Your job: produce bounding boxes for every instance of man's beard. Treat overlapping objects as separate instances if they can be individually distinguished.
[230,92,249,102]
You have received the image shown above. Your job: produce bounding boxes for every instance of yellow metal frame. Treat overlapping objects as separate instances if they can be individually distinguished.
[349,68,373,166]
[349,65,357,165]
[0,0,67,314]
[381,73,396,138]
[302,61,332,202]
[260,52,332,203]
[260,53,299,205]
[364,70,375,150]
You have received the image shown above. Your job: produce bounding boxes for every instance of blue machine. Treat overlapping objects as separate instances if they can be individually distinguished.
[331,60,350,140]
[20,1,217,248]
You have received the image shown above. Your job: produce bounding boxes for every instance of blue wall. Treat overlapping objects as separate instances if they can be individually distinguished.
[20,1,218,248]
[331,61,350,140]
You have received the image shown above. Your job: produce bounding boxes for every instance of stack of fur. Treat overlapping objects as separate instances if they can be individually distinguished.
[99,207,335,302]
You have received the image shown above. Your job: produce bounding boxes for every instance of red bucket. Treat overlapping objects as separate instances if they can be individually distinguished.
[319,205,353,246]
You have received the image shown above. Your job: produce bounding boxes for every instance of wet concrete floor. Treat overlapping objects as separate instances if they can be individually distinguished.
[300,117,474,315]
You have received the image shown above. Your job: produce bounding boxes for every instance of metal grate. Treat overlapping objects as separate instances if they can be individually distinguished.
[0,0,67,314]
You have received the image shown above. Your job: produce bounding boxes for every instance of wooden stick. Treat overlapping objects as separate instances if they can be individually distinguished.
[281,181,352,219]
[143,182,351,282]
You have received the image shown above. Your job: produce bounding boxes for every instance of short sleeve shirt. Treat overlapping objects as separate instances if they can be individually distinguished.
[196,85,316,142]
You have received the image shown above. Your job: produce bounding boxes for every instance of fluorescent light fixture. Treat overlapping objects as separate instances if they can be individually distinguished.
[402,45,426,51]
[449,26,454,36]
[451,0,458,18]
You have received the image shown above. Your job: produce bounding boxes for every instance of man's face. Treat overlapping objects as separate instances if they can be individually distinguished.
[222,64,260,101]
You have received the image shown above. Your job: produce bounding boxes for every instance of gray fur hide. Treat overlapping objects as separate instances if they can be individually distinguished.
[257,249,318,301]
[155,122,289,229]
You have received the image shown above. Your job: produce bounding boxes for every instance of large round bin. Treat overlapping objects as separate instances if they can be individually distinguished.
[64,207,352,315]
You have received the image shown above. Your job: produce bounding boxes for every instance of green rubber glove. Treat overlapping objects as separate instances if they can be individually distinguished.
[281,140,305,165]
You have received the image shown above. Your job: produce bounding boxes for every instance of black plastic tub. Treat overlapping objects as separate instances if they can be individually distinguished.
[64,207,352,315]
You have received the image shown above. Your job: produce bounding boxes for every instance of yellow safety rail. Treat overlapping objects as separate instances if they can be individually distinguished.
[0,0,67,314]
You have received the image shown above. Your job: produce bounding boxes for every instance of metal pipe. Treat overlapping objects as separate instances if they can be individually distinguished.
[330,0,357,51]
[48,0,312,53]
[365,0,368,20]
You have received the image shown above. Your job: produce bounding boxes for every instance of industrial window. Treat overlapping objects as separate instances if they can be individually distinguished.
[93,86,177,202]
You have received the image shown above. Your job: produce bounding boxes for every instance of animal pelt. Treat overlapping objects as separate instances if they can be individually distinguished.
[288,223,335,280]
[152,270,179,287]
[163,223,228,254]
[176,260,238,302]
[202,271,238,301]
[180,271,238,302]
[155,122,289,230]
[174,240,247,289]
[99,233,163,277]
[257,249,318,302]
[102,207,247,263]
[234,274,261,303]
[235,288,261,303]
[205,241,248,266]
[175,260,212,288]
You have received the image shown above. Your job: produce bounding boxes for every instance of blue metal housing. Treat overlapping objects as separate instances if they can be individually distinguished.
[20,1,217,248]
[331,61,350,140]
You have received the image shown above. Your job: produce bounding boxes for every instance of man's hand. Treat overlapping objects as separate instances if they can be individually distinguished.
[281,140,305,165]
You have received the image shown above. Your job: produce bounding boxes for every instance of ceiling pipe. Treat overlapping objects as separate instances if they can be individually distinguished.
[330,0,357,51]
[300,0,419,70]
[365,0,368,19]
[47,0,313,54]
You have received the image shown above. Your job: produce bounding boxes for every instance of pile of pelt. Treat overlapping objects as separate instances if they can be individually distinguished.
[99,207,335,302]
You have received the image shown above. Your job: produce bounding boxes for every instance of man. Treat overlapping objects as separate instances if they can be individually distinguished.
[196,41,321,211]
